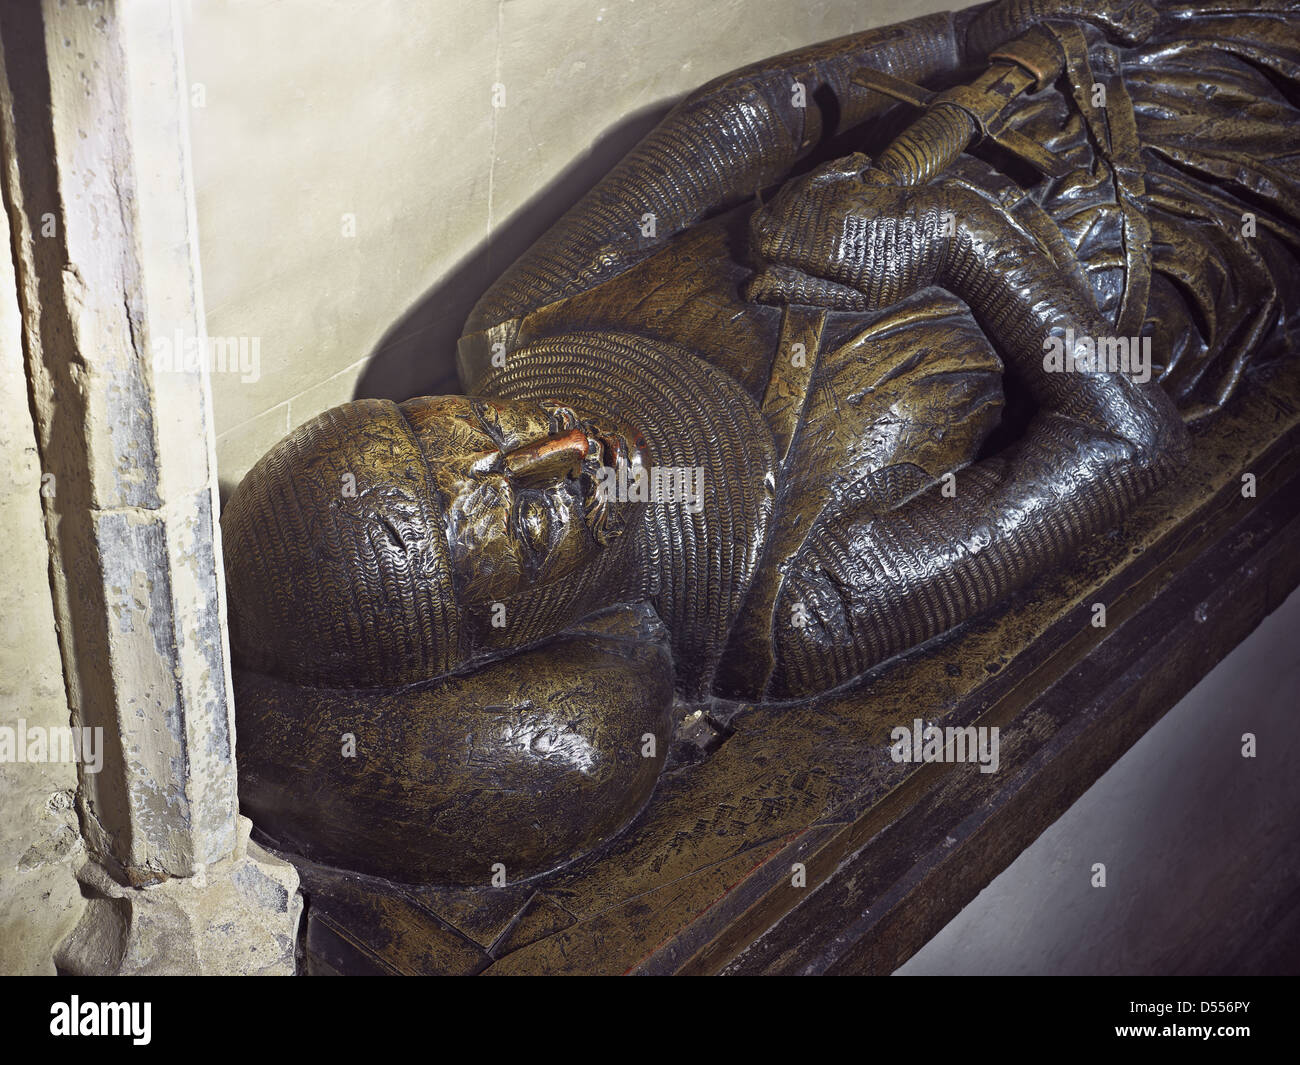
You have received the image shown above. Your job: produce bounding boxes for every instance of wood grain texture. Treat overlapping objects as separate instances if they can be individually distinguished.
[280,357,1300,974]
[221,0,1300,918]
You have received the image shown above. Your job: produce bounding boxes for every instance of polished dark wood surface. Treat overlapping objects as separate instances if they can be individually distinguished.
[286,356,1300,973]
[220,0,1300,921]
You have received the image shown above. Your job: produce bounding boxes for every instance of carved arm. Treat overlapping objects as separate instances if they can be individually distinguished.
[461,0,1162,387]
[746,162,1188,696]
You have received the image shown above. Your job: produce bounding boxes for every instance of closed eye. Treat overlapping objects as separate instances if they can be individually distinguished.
[516,494,554,565]
[546,405,581,434]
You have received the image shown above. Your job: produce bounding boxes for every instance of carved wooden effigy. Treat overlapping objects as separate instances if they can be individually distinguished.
[220,0,1300,967]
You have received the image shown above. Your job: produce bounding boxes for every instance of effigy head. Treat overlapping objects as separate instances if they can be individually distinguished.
[221,394,648,689]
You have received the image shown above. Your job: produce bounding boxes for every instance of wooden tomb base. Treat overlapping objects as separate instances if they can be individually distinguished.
[263,361,1300,976]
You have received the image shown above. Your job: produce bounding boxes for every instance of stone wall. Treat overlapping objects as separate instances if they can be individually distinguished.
[181,0,950,492]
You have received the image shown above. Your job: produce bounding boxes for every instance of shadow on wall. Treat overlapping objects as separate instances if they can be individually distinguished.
[351,101,673,405]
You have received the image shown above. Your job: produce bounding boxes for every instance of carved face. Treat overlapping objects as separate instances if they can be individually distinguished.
[221,393,651,690]
[401,395,648,607]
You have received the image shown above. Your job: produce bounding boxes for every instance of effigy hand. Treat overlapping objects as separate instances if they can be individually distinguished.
[745,154,953,313]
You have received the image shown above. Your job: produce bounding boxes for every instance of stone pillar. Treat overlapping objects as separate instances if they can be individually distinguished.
[0,90,84,977]
[0,0,298,972]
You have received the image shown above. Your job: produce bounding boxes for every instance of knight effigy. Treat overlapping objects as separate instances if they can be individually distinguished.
[221,0,1300,885]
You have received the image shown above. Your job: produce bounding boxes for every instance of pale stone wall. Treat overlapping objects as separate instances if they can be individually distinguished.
[181,0,952,491]
[0,0,298,974]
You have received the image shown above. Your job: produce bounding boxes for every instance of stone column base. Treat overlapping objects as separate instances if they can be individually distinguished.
[54,817,301,975]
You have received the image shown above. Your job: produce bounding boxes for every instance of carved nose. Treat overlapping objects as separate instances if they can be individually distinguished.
[503,426,590,481]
